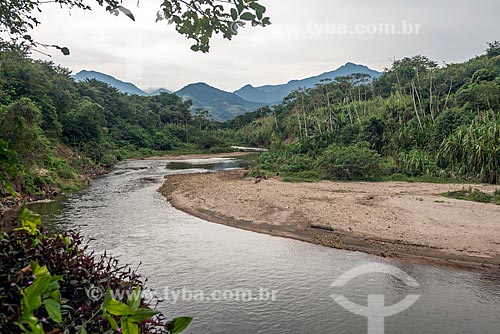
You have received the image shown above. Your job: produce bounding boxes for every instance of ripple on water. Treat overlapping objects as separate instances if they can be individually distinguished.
[36,158,500,334]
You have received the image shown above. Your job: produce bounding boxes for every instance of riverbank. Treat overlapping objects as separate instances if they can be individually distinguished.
[141,151,250,160]
[0,165,107,230]
[161,170,500,269]
[1,151,246,229]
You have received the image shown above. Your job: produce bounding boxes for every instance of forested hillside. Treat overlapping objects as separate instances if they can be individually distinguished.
[237,42,500,184]
[0,45,240,202]
[2,41,500,205]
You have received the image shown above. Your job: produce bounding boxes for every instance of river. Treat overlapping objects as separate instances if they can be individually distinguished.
[30,157,500,334]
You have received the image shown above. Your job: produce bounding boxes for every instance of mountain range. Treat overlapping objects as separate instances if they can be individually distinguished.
[233,62,381,104]
[176,83,265,121]
[73,63,381,121]
[72,70,171,96]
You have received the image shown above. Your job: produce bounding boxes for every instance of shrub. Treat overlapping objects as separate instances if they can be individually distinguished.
[258,148,314,174]
[0,209,191,334]
[444,187,500,205]
[316,145,383,180]
[397,149,439,177]
[196,135,222,149]
[432,108,473,150]
[439,116,500,183]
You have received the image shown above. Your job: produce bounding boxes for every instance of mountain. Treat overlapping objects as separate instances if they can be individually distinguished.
[73,70,149,96]
[149,88,171,95]
[234,62,382,104]
[73,63,381,121]
[72,70,263,121]
[176,83,265,121]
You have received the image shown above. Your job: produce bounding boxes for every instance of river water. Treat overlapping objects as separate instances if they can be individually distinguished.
[31,157,500,334]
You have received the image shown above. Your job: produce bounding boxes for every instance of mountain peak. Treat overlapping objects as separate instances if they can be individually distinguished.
[341,62,368,69]
[73,70,148,96]
[234,63,381,104]
[176,82,264,122]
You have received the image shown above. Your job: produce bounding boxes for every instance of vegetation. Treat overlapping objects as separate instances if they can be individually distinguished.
[1,1,270,333]
[236,43,500,184]
[0,0,270,53]
[443,187,500,205]
[1,208,191,334]
[0,45,246,201]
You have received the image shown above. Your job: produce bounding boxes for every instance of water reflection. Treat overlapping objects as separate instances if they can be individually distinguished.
[31,157,500,334]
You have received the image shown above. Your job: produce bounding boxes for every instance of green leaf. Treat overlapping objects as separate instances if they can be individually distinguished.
[249,2,266,19]
[171,317,193,333]
[127,286,141,311]
[127,309,159,323]
[31,262,49,277]
[21,208,42,225]
[240,12,256,21]
[43,299,62,323]
[49,280,62,292]
[102,288,112,309]
[49,290,61,302]
[121,317,139,334]
[117,6,135,21]
[60,47,70,56]
[235,0,245,13]
[23,276,51,312]
[103,312,118,330]
[230,8,238,21]
[21,208,42,233]
[27,322,45,334]
[20,314,39,327]
[103,299,135,316]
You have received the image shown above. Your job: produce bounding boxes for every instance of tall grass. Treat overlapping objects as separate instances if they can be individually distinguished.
[439,116,500,184]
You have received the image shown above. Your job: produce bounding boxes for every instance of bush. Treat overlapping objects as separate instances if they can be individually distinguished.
[0,209,191,334]
[397,149,439,177]
[432,108,473,149]
[444,187,500,205]
[439,116,500,183]
[258,148,314,174]
[196,135,222,149]
[316,145,383,180]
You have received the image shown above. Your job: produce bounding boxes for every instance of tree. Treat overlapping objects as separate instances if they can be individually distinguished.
[60,99,106,145]
[0,0,270,53]
[486,41,500,58]
[0,97,47,164]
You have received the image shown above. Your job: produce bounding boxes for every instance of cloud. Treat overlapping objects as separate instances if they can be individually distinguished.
[30,0,500,92]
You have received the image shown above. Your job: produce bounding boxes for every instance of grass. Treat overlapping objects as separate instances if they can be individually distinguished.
[443,187,500,205]
[280,170,326,183]
[380,173,466,184]
[277,171,465,184]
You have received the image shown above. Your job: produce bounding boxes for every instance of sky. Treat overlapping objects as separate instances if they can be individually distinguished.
[30,0,500,92]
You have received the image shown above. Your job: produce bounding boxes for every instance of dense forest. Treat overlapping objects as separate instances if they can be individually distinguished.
[0,44,244,201]
[2,41,500,205]
[237,42,500,184]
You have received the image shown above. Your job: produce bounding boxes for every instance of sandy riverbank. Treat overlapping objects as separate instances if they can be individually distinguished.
[161,170,500,269]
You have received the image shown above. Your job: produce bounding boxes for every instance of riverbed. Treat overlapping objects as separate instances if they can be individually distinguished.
[31,157,500,334]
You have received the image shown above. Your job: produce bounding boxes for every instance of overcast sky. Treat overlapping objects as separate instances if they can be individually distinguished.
[30,0,500,92]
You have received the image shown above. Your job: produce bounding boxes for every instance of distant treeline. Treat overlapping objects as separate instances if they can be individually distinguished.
[236,42,500,184]
[0,44,243,199]
[2,42,500,201]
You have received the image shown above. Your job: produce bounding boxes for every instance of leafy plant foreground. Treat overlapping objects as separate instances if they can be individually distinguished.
[0,208,191,334]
